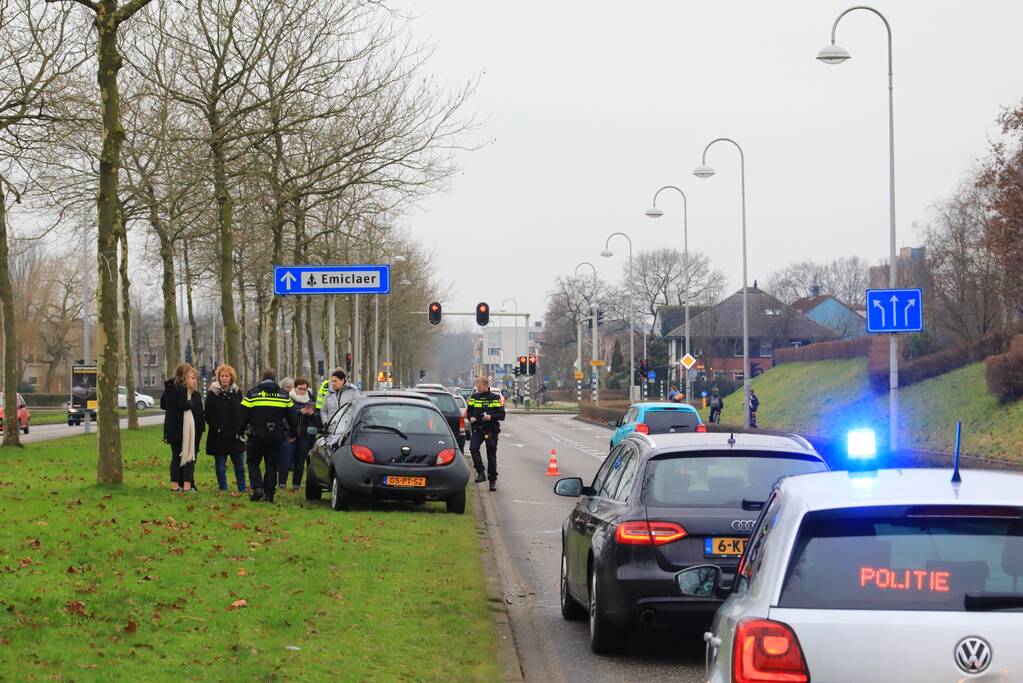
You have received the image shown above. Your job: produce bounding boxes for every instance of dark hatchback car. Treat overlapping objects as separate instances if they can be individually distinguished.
[306,394,470,513]
[555,431,828,654]
[413,388,467,453]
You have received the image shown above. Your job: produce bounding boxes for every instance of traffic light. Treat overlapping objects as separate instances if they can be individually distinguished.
[428,301,442,325]
[518,355,527,376]
[528,353,537,376]
[475,302,490,326]
[512,366,520,377]
[597,310,605,326]
[344,352,352,372]
[639,358,649,376]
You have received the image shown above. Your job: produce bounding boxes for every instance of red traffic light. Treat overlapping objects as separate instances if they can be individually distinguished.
[475,302,490,326]
[428,301,442,325]
[527,353,537,376]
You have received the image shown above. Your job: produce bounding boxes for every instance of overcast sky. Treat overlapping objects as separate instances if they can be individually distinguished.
[395,1,1023,323]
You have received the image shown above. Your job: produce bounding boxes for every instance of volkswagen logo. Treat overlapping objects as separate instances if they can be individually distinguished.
[730,520,756,532]
[954,636,992,675]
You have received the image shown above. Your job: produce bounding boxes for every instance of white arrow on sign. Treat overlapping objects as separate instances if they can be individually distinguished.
[889,294,899,325]
[872,299,886,327]
[903,298,916,326]
[280,270,297,291]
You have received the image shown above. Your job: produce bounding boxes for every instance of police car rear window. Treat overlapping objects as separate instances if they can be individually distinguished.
[643,410,700,434]
[778,507,1023,611]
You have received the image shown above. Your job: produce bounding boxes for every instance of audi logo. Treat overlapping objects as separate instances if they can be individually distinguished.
[955,637,992,674]
[730,520,756,532]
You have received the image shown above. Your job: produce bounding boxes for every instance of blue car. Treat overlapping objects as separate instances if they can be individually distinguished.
[606,402,705,450]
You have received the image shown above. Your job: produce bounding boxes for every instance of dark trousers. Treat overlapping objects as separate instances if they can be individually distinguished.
[279,436,311,488]
[214,452,247,492]
[168,442,195,487]
[247,436,283,497]
[469,430,499,482]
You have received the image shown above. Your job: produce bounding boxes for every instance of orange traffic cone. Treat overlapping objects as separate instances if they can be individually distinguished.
[545,448,561,476]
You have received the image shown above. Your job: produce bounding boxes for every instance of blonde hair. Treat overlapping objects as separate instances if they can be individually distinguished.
[214,364,237,387]
[476,375,490,388]
[173,362,196,387]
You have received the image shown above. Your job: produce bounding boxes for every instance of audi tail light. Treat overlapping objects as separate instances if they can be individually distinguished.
[436,448,456,466]
[614,521,687,546]
[459,412,466,432]
[696,424,708,433]
[635,423,649,435]
[351,444,375,463]
[732,618,809,683]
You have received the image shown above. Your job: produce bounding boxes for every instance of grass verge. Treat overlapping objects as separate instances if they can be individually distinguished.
[26,408,163,427]
[0,426,499,681]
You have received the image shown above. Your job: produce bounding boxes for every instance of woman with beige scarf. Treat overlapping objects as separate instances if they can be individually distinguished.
[161,362,206,492]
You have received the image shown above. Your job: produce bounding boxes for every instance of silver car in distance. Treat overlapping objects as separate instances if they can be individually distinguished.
[677,469,1023,683]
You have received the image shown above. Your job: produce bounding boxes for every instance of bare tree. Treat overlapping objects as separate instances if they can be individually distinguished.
[766,256,870,305]
[623,247,727,317]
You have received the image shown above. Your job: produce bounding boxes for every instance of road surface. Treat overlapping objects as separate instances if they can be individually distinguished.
[481,413,704,682]
[20,414,164,444]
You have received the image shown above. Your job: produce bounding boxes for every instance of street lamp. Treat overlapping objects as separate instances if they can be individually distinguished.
[694,137,751,427]
[817,5,900,452]
[385,254,407,388]
[646,185,692,404]
[602,232,635,402]
[575,261,600,405]
[500,297,519,401]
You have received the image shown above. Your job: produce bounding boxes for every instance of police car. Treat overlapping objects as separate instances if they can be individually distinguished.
[677,456,1023,681]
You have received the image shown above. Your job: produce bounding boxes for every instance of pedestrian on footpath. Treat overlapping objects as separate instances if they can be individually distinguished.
[467,375,506,492]
[162,362,205,493]
[708,387,724,424]
[238,368,298,503]
[748,389,760,428]
[204,364,247,494]
[668,385,682,403]
[317,368,361,426]
[279,376,320,491]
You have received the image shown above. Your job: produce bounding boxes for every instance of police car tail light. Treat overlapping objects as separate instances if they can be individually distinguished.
[351,445,375,464]
[696,424,708,433]
[732,618,809,683]
[436,448,456,466]
[635,423,649,435]
[615,521,687,546]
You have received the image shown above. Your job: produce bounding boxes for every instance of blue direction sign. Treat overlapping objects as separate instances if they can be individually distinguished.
[647,370,656,381]
[274,265,390,296]
[866,288,923,333]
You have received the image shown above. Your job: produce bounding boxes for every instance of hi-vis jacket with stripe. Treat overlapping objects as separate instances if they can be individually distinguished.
[238,379,299,441]
[466,390,505,434]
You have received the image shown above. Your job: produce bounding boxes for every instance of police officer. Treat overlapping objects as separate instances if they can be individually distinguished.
[467,376,505,492]
[238,368,298,503]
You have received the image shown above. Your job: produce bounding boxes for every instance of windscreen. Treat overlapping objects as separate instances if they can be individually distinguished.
[425,393,457,413]
[643,409,700,434]
[779,508,1023,612]
[643,453,826,507]
[358,405,450,436]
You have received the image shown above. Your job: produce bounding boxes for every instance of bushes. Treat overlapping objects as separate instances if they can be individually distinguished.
[774,336,870,365]
[19,393,69,407]
[869,331,1013,392]
[987,335,1023,403]
[579,401,630,426]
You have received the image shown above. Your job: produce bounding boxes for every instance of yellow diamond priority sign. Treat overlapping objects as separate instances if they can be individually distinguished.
[681,353,697,370]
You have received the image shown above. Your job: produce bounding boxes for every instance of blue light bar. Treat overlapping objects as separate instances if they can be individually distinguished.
[847,428,877,459]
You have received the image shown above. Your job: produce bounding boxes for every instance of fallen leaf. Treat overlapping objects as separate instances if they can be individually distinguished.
[227,599,248,610]
[67,566,79,574]
[237,568,248,577]
[65,601,88,617]
[123,620,138,634]
[25,538,40,549]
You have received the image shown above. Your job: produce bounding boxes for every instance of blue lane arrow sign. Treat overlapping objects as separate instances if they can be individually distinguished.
[865,288,923,333]
[273,265,390,296]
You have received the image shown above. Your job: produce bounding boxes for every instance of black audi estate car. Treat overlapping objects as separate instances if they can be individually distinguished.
[306,393,470,514]
[554,431,828,654]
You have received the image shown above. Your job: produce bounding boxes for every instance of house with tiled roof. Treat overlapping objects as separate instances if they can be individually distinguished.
[791,293,865,339]
[665,285,837,381]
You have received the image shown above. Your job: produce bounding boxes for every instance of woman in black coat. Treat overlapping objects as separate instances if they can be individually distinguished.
[205,364,247,493]
[161,362,205,492]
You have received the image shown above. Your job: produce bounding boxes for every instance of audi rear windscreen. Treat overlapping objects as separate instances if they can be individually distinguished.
[778,506,1023,611]
[642,453,826,507]
[644,410,701,434]
[424,392,457,413]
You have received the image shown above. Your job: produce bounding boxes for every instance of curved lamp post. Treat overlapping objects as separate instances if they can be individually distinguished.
[646,185,692,403]
[575,261,600,405]
[817,5,900,452]
[694,138,751,427]
[601,233,635,402]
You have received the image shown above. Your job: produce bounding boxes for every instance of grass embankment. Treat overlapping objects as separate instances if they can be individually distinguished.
[0,427,499,681]
[712,358,1023,460]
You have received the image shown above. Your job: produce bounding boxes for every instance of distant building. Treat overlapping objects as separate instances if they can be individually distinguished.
[791,294,865,339]
[869,246,927,288]
[653,304,711,337]
[664,285,837,381]
[475,320,544,385]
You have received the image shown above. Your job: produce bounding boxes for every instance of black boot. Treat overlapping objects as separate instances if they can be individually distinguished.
[489,481,497,492]
[249,488,264,502]
[474,472,486,483]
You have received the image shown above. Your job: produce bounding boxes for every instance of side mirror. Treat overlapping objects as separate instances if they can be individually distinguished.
[607,420,616,429]
[553,477,584,497]
[675,564,725,598]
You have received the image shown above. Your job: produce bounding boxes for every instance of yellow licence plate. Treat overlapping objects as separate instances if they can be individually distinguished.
[383,476,427,488]
[705,537,747,556]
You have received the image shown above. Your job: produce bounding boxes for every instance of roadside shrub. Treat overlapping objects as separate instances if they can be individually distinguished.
[579,402,631,426]
[774,336,870,365]
[19,393,70,407]
[987,335,1023,403]
[869,332,1011,392]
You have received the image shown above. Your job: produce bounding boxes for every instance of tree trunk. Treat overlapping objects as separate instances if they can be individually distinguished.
[255,286,267,374]
[183,241,200,372]
[157,230,180,376]
[211,134,240,369]
[119,228,138,430]
[237,261,248,388]
[0,183,21,447]
[95,2,125,484]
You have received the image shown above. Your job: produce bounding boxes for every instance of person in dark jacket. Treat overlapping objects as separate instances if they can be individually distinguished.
[279,376,321,491]
[237,368,298,503]
[466,375,506,491]
[205,363,247,493]
[708,387,724,424]
[161,362,205,493]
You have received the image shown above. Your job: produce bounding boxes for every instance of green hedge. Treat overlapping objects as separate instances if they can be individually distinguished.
[19,393,69,407]
[869,332,1012,392]
[987,335,1023,403]
[774,336,870,365]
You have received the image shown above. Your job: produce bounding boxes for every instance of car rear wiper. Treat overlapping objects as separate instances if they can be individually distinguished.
[361,424,407,440]
[964,593,1023,611]
[741,499,765,511]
